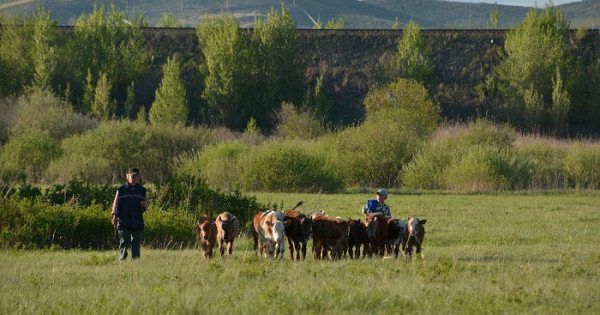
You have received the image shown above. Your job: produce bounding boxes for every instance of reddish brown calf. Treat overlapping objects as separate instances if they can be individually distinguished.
[364,213,388,257]
[197,215,217,259]
[216,212,239,257]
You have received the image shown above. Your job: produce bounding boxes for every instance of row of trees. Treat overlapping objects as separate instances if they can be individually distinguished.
[2,4,599,135]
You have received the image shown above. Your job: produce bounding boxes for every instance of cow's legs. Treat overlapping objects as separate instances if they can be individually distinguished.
[227,241,233,256]
[287,238,295,260]
[301,241,307,260]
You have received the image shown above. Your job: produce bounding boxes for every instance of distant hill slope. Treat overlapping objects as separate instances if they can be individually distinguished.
[0,0,598,28]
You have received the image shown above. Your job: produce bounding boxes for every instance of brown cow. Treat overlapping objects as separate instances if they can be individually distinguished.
[405,217,426,258]
[254,211,285,260]
[283,201,312,260]
[197,215,217,259]
[364,212,388,257]
[311,215,348,260]
[386,219,408,258]
[216,212,239,257]
[347,218,368,259]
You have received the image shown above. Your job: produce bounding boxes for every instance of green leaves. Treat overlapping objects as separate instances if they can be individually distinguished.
[74,2,148,114]
[197,4,303,132]
[149,57,188,126]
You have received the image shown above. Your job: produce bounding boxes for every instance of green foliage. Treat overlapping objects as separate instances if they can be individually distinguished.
[0,96,18,144]
[158,13,182,28]
[523,84,545,130]
[563,144,600,189]
[152,174,268,225]
[275,103,325,140]
[91,72,115,120]
[444,146,513,192]
[0,6,58,96]
[175,140,250,191]
[495,5,572,131]
[0,132,62,183]
[487,4,500,29]
[196,12,254,130]
[46,121,212,184]
[123,82,136,119]
[253,4,304,130]
[73,2,148,114]
[10,88,96,140]
[303,74,332,124]
[0,198,114,249]
[324,17,346,30]
[550,68,570,137]
[241,141,343,193]
[402,120,516,191]
[149,57,188,126]
[31,6,57,90]
[380,20,433,85]
[515,138,567,189]
[363,78,440,136]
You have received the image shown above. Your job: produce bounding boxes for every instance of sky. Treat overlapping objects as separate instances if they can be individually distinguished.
[446,0,582,7]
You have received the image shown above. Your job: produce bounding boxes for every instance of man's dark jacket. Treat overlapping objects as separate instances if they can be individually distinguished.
[113,182,147,230]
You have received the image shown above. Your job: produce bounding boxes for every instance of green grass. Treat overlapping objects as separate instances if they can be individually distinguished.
[1,192,599,314]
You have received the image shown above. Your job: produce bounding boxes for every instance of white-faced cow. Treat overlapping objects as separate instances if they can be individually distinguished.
[197,215,217,259]
[364,212,388,257]
[215,212,239,257]
[253,211,285,260]
[404,217,426,258]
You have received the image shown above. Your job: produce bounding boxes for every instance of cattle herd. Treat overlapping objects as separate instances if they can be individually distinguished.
[196,202,426,260]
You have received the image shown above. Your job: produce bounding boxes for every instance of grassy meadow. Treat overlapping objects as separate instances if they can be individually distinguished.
[1,192,600,314]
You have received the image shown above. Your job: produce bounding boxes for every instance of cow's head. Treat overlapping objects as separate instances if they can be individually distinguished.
[218,215,236,240]
[198,219,215,241]
[364,216,379,241]
[407,217,426,237]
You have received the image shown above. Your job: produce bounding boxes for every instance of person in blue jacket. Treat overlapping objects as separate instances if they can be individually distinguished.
[111,168,149,260]
[362,189,391,219]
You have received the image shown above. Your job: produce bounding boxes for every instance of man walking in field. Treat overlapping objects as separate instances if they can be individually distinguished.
[111,168,149,260]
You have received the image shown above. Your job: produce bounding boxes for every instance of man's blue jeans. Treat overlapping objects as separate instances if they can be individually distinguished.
[118,229,142,260]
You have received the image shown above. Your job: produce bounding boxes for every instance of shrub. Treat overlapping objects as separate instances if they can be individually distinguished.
[241,140,343,193]
[152,175,268,227]
[46,121,212,184]
[0,132,62,183]
[563,143,600,189]
[402,120,517,191]
[514,137,568,189]
[10,88,96,140]
[174,140,250,191]
[444,146,513,192]
[0,194,199,250]
[275,103,325,140]
[363,78,440,136]
[0,96,18,144]
[0,198,114,249]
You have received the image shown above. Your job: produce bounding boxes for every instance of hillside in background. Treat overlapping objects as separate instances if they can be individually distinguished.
[0,0,598,28]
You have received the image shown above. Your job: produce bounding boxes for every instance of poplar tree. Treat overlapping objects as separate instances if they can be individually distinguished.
[149,57,188,126]
[197,12,255,130]
[74,2,148,114]
[253,4,304,130]
[496,5,571,130]
[91,72,115,120]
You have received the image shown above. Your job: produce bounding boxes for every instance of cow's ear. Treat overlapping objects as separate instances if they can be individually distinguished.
[420,220,427,225]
